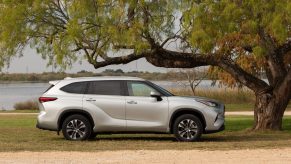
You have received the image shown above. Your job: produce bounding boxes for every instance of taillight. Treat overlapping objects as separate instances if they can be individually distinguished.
[39,97,57,103]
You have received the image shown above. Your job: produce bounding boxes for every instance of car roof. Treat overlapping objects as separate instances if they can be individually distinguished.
[64,76,144,82]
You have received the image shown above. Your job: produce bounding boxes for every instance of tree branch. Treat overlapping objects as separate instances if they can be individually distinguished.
[258,30,287,88]
[273,69,291,112]
[146,48,214,68]
[91,52,149,68]
[217,57,269,93]
[160,35,178,48]
[276,40,291,57]
[112,45,135,49]
[90,47,270,94]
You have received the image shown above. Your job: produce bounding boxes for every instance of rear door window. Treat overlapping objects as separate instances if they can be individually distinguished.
[60,82,87,94]
[87,81,123,96]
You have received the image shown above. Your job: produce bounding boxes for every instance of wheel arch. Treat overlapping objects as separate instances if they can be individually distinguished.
[57,109,95,131]
[169,108,206,133]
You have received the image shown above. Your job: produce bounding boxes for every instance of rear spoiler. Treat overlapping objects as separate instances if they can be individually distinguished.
[49,77,73,86]
[49,80,60,86]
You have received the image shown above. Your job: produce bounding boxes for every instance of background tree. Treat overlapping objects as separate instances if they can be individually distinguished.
[176,68,207,95]
[0,0,290,130]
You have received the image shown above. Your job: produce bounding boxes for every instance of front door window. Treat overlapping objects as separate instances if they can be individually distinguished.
[127,82,159,97]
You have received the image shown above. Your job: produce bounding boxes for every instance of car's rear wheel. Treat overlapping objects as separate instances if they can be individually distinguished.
[173,114,203,142]
[62,114,92,141]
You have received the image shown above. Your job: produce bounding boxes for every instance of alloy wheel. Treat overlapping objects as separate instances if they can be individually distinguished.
[66,119,87,140]
[177,119,198,140]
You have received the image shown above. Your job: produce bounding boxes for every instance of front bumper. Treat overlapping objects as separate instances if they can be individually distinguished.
[204,104,225,133]
[204,124,225,134]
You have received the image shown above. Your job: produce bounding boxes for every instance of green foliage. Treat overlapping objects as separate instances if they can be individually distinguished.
[253,46,265,58]
[182,0,290,52]
[180,0,290,86]
[0,0,177,70]
[0,0,289,80]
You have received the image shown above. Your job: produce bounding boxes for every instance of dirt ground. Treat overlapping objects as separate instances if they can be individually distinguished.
[1,149,291,164]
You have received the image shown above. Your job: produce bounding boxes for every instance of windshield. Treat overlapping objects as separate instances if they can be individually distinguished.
[147,81,174,96]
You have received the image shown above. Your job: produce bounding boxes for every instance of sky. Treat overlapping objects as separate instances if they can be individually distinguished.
[5,47,169,73]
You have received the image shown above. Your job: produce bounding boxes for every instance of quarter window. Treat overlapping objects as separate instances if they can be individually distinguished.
[60,82,87,94]
[87,81,122,95]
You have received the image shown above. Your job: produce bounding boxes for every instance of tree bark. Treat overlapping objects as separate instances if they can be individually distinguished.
[253,70,291,130]
[253,93,286,130]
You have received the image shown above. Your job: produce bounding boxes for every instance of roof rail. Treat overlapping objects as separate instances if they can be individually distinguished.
[64,77,73,80]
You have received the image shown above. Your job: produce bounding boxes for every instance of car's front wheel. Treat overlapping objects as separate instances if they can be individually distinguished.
[173,114,203,142]
[62,114,92,141]
[88,132,97,140]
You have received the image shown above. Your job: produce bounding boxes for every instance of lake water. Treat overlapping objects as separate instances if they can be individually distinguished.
[0,80,219,110]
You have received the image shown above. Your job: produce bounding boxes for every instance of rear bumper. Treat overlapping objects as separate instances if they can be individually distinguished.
[36,111,58,131]
[36,121,57,131]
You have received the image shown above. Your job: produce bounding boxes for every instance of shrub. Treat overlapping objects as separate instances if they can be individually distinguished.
[14,100,39,110]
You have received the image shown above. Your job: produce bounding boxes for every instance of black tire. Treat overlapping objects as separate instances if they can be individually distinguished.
[62,114,92,141]
[173,114,203,142]
[88,132,97,140]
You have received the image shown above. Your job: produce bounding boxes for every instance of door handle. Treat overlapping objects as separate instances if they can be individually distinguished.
[86,98,96,102]
[127,100,137,104]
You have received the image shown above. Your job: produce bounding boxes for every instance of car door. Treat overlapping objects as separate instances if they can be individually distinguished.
[82,80,126,132]
[125,81,169,132]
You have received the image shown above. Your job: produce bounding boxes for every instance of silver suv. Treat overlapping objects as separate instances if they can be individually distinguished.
[37,76,224,141]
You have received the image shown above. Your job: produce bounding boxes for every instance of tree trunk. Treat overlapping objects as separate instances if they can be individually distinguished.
[253,91,290,130]
[253,70,291,130]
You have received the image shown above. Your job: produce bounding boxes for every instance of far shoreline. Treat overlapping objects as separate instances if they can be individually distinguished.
[0,81,47,84]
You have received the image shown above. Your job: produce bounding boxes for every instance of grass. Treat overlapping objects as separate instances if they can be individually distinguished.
[0,110,39,113]
[0,115,291,152]
[225,104,291,111]
[225,104,254,111]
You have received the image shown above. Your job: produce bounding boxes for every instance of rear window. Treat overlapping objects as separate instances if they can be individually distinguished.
[60,82,87,94]
[87,81,122,95]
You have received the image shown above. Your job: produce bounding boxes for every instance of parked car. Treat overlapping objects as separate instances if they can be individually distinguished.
[37,76,225,141]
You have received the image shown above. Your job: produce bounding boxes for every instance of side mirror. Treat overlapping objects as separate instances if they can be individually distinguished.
[150,91,163,101]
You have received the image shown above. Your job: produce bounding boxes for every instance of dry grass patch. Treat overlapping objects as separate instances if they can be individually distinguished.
[170,88,255,104]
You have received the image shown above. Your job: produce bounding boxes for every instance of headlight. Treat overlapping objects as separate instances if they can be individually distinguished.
[196,99,218,107]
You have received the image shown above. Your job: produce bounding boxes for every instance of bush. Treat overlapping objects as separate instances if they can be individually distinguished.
[13,100,39,110]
